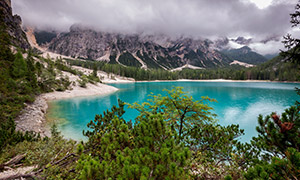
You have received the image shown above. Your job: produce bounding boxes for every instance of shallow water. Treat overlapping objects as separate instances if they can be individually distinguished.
[47,81,300,142]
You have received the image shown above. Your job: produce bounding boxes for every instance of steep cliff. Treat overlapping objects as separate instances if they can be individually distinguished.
[0,0,30,49]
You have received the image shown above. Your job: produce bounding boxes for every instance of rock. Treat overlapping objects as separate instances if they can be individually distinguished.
[0,0,30,49]
[46,25,232,69]
[15,95,50,137]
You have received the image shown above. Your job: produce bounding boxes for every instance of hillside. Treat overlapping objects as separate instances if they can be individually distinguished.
[221,46,268,64]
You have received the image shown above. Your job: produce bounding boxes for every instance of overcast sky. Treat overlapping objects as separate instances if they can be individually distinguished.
[12,0,299,55]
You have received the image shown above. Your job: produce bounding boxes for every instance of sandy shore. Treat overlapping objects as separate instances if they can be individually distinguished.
[15,83,118,137]
[43,83,118,101]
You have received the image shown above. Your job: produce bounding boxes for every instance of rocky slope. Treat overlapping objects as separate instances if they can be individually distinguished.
[43,25,233,69]
[0,0,29,49]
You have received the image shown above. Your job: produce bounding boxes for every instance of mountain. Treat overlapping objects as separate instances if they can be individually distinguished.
[264,53,279,60]
[33,30,57,46]
[0,0,29,49]
[221,46,268,64]
[37,25,233,70]
[231,36,252,45]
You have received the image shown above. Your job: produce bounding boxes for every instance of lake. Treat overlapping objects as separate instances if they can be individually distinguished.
[47,81,300,142]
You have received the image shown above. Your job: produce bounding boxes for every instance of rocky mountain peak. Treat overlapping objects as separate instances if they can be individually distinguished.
[34,26,269,69]
[43,27,234,69]
[0,0,30,49]
[232,36,252,45]
[239,46,252,53]
[221,46,267,64]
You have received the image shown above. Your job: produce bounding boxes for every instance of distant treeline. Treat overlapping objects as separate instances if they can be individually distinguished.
[65,55,300,82]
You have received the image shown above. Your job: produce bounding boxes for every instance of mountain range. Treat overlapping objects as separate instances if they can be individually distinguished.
[1,0,271,71]
[32,25,269,70]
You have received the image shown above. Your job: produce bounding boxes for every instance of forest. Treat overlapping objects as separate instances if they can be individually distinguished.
[64,52,300,82]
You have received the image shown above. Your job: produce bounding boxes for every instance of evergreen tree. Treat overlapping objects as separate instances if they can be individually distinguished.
[244,147,300,180]
[128,87,216,142]
[79,99,191,179]
[25,51,39,92]
[11,51,27,79]
[282,2,300,64]
[244,90,300,179]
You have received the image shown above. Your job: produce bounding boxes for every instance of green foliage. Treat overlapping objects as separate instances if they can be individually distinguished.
[78,75,88,88]
[25,51,38,90]
[190,124,245,179]
[80,99,191,179]
[243,7,300,178]
[0,118,40,153]
[65,56,300,82]
[0,22,41,150]
[128,87,216,142]
[11,51,27,78]
[87,73,100,84]
[0,126,77,179]
[55,57,78,75]
[65,58,179,81]
[222,46,268,64]
[136,50,161,69]
[224,175,233,180]
[0,20,75,151]
[83,99,127,156]
[78,87,249,179]
[118,52,142,67]
[254,104,300,157]
[244,148,300,180]
[244,89,300,179]
[282,3,300,65]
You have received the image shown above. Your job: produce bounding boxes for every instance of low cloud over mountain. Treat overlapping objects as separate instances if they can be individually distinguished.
[12,0,298,55]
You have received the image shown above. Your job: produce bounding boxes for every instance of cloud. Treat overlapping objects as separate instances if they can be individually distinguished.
[12,0,297,39]
[249,40,283,55]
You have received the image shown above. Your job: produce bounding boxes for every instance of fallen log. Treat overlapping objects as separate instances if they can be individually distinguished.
[0,154,26,171]
[4,154,26,166]
[0,173,36,180]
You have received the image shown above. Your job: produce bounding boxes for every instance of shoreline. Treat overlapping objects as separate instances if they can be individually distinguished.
[15,82,118,137]
[15,78,299,137]
[133,79,300,83]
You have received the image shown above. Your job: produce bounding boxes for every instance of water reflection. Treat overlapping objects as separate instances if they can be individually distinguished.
[48,81,299,142]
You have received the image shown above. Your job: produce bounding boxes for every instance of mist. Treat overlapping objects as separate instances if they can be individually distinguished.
[11,0,298,54]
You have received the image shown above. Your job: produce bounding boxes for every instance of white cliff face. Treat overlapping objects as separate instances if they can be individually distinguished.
[44,25,233,69]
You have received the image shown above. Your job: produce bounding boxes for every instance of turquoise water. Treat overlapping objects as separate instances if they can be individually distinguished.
[48,81,300,142]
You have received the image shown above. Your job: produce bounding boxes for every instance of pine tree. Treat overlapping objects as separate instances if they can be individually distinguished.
[11,51,27,79]
[78,99,191,179]
[244,90,300,179]
[282,2,300,64]
[25,51,38,91]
